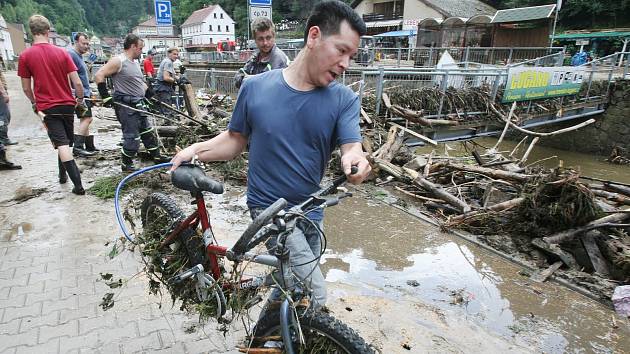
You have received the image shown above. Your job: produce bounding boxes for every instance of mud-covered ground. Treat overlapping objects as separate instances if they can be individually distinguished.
[1,71,629,353]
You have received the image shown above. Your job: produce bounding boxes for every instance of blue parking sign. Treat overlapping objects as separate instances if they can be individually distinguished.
[249,0,272,5]
[155,0,172,26]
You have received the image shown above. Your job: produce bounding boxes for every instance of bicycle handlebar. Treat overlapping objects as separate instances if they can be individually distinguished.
[229,198,287,258]
[227,167,358,260]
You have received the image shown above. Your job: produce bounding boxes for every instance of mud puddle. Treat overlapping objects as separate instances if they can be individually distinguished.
[322,196,630,353]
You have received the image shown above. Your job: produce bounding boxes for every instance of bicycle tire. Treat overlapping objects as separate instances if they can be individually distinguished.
[140,192,207,268]
[253,308,374,354]
[231,198,287,256]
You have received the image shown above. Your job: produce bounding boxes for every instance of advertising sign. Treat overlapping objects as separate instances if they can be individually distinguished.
[154,0,172,26]
[502,66,585,103]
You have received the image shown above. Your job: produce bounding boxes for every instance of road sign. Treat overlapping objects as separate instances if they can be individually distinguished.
[575,39,590,46]
[249,0,272,5]
[154,0,172,26]
[249,6,272,22]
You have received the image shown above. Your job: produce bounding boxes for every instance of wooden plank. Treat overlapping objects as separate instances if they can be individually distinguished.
[389,122,437,146]
[580,231,611,276]
[530,261,563,283]
[360,107,373,124]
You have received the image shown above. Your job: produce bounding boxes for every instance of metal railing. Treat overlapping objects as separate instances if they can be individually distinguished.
[183,51,626,124]
[156,46,563,68]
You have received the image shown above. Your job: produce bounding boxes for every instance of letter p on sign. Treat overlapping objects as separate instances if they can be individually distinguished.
[155,0,172,25]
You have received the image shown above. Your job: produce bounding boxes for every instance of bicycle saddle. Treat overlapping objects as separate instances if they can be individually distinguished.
[170,164,224,195]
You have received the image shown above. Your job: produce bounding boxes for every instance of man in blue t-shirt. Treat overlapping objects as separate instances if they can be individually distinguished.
[171,0,370,309]
[68,32,97,157]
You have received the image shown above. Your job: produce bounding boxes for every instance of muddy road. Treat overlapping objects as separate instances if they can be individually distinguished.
[1,71,629,353]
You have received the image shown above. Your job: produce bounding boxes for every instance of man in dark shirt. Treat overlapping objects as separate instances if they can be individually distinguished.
[234,17,289,89]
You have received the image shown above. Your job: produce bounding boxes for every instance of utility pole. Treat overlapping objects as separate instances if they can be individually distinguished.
[550,0,561,48]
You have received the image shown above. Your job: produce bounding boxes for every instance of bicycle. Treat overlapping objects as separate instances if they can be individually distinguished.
[118,163,374,353]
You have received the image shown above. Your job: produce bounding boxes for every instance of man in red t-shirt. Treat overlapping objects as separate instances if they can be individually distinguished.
[18,14,87,195]
[143,49,156,78]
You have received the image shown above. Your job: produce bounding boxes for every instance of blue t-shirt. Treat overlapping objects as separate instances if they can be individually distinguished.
[67,48,91,97]
[228,69,361,220]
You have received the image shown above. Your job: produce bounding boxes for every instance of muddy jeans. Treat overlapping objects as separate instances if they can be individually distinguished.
[249,208,327,308]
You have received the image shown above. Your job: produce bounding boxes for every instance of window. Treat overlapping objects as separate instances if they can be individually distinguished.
[226,25,229,32]
[214,13,217,18]
[209,25,213,31]
[218,25,221,32]
[220,13,223,19]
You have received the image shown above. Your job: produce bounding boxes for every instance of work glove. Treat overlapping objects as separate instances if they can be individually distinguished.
[145,84,155,99]
[76,100,88,118]
[97,82,113,108]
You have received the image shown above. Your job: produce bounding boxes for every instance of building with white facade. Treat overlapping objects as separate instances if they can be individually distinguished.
[132,17,181,54]
[0,14,15,61]
[181,4,235,51]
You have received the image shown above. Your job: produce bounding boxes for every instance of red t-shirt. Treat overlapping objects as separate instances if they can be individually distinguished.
[18,43,77,111]
[143,57,155,77]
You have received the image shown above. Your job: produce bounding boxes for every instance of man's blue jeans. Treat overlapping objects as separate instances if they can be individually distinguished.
[0,97,11,143]
[250,208,327,308]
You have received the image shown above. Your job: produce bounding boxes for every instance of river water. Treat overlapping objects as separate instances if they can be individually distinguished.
[321,139,630,353]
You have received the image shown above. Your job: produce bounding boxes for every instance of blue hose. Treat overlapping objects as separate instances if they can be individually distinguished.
[114,162,173,242]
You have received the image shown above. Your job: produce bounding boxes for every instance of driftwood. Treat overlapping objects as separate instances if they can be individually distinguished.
[591,189,630,206]
[360,107,373,124]
[531,238,578,269]
[446,163,531,183]
[580,231,611,276]
[373,125,401,162]
[181,83,202,120]
[543,211,630,244]
[389,122,437,146]
[490,103,596,137]
[156,126,179,136]
[375,158,471,213]
[448,197,524,224]
[519,137,540,165]
[604,183,630,197]
[530,261,563,283]
[389,105,459,127]
[492,102,517,151]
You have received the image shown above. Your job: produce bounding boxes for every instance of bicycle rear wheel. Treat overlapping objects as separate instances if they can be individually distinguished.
[140,192,207,271]
[253,308,374,354]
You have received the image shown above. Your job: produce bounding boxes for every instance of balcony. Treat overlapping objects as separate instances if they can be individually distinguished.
[363,13,403,22]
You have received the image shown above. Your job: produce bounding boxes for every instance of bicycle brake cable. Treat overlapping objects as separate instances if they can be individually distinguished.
[114,162,173,243]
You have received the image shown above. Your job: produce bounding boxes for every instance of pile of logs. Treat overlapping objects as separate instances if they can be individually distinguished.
[364,101,629,299]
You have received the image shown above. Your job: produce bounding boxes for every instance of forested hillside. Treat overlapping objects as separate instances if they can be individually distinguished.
[0,0,628,38]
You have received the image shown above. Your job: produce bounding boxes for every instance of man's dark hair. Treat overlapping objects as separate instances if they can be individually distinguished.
[74,32,89,41]
[303,0,366,43]
[123,34,142,50]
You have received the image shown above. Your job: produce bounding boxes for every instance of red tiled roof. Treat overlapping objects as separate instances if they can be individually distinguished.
[182,5,216,26]
[138,17,156,27]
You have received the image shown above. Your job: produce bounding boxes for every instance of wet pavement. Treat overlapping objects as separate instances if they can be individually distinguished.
[1,70,629,353]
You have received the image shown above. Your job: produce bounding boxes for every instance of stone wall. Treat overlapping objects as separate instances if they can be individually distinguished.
[538,80,630,158]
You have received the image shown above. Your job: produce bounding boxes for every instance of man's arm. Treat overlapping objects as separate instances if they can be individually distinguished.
[170,130,248,171]
[340,142,371,184]
[94,56,121,84]
[20,77,36,104]
[68,71,84,100]
[162,63,176,84]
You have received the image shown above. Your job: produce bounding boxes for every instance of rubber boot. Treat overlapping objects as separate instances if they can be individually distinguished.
[58,157,67,184]
[73,135,96,157]
[149,148,170,164]
[62,159,85,195]
[121,154,139,172]
[85,135,100,152]
[0,149,21,170]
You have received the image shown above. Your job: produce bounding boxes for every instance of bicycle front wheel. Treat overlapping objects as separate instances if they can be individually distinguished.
[253,308,374,354]
[140,192,206,268]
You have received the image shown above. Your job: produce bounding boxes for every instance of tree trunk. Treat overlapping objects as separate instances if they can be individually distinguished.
[543,211,630,244]
[181,83,201,120]
[447,163,531,182]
